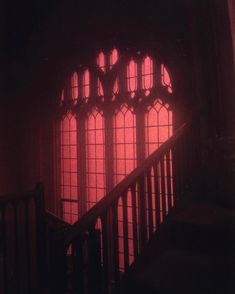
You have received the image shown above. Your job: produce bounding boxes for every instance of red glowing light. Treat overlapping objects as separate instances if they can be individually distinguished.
[142,56,153,90]
[110,48,118,68]
[85,109,105,210]
[161,65,172,93]
[59,52,175,243]
[61,89,65,103]
[127,60,137,92]
[113,105,136,185]
[83,69,90,100]
[71,72,78,100]
[145,100,173,156]
[97,51,105,72]
[60,113,78,224]
[97,78,104,96]
[112,78,119,101]
[113,78,119,94]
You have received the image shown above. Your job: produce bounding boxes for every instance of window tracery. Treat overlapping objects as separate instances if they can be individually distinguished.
[57,49,173,224]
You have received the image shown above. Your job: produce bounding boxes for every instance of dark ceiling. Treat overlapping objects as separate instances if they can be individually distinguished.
[4,0,62,60]
[4,0,195,61]
[2,0,207,108]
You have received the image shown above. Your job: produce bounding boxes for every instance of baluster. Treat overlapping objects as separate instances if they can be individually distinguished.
[29,199,39,291]
[179,138,184,199]
[72,235,86,293]
[35,186,47,289]
[166,150,173,212]
[138,175,147,249]
[188,127,194,174]
[160,157,166,219]
[153,162,161,227]
[188,127,193,174]
[50,238,67,293]
[87,225,102,294]
[188,124,197,175]
[146,169,154,238]
[172,142,181,202]
[183,130,189,175]
[24,200,31,292]
[0,205,7,293]
[130,184,138,258]
[121,191,129,271]
[13,203,20,293]
[112,201,120,284]
[101,213,109,293]
[181,132,187,186]
[181,132,188,193]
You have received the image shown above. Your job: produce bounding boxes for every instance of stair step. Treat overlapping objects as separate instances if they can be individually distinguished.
[113,202,235,294]
[115,247,235,294]
[170,202,235,253]
[172,202,235,226]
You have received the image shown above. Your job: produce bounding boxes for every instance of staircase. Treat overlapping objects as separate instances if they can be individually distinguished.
[113,202,235,294]
[47,118,204,293]
[2,118,234,293]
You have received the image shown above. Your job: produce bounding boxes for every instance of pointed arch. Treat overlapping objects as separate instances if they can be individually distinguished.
[113,104,136,185]
[145,99,173,157]
[60,113,78,224]
[57,49,175,224]
[85,108,105,210]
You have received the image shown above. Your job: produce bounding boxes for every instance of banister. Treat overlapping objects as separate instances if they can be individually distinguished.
[0,182,44,205]
[46,210,70,228]
[0,184,47,293]
[49,118,201,293]
[63,122,188,245]
[45,210,71,239]
[0,190,38,204]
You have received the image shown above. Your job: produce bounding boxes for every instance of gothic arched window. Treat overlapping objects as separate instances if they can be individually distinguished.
[57,49,173,224]
[85,108,105,210]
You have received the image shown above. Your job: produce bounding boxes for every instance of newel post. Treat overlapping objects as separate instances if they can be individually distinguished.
[49,237,68,293]
[35,183,48,289]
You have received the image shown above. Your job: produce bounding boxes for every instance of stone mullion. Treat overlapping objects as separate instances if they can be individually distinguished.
[104,107,114,193]
[77,114,87,216]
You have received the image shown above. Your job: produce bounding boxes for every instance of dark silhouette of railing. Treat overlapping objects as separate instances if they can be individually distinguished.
[50,120,200,293]
[0,183,46,294]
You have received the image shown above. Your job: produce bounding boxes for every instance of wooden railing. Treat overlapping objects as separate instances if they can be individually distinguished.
[0,183,46,294]
[45,210,72,291]
[50,119,200,293]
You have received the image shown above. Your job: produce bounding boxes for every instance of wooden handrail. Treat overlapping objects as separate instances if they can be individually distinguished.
[64,122,188,245]
[0,183,44,204]
[46,210,70,227]
[0,184,47,293]
[0,190,39,204]
[49,119,200,293]
[45,210,71,238]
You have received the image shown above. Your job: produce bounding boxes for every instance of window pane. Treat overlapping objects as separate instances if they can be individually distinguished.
[85,109,106,210]
[97,51,105,72]
[142,56,153,90]
[60,113,79,223]
[161,64,173,93]
[60,89,65,104]
[71,72,78,100]
[145,100,173,157]
[127,60,137,92]
[110,48,118,69]
[62,201,78,224]
[97,78,104,96]
[83,69,90,100]
[113,105,136,184]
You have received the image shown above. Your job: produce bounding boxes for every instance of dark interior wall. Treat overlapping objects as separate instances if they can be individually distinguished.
[0,101,20,194]
[2,0,234,204]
